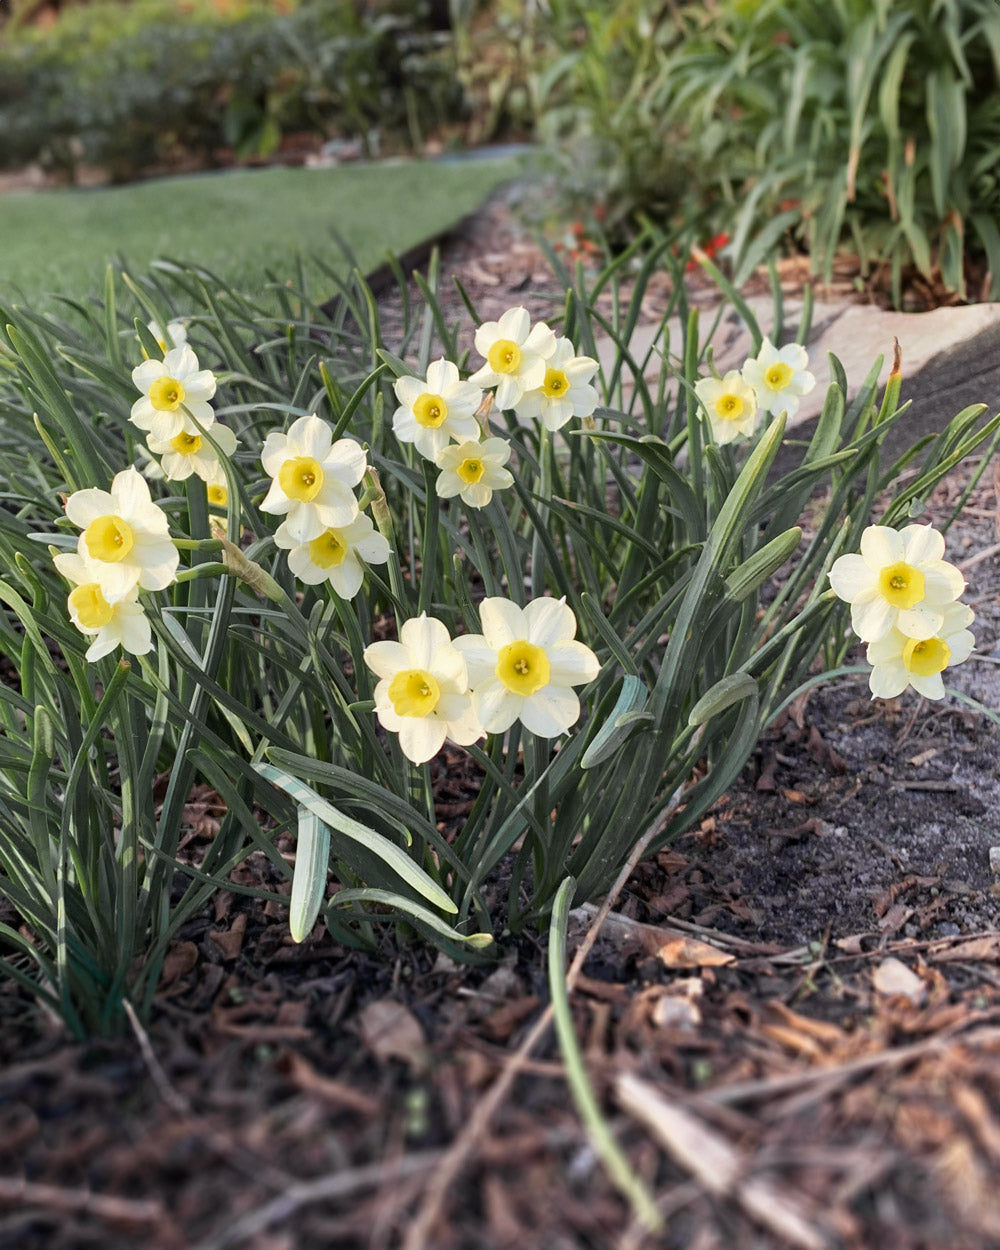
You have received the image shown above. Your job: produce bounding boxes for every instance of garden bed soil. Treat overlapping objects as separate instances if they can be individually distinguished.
[2,191,1000,1250]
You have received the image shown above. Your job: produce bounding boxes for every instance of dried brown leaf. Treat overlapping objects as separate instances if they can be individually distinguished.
[358,999,426,1069]
[160,941,198,987]
[208,912,247,961]
[873,958,926,1006]
[657,936,735,969]
[930,934,1000,963]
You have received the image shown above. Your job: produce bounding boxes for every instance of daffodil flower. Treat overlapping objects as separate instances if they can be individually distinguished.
[392,359,483,461]
[693,371,758,444]
[275,513,391,599]
[146,423,238,483]
[131,345,217,442]
[206,469,230,512]
[53,551,153,661]
[260,413,367,543]
[64,467,179,601]
[364,614,483,764]
[514,337,599,431]
[454,596,600,737]
[434,437,513,508]
[469,307,557,412]
[828,524,965,642]
[866,601,975,700]
[741,338,816,418]
[146,319,188,354]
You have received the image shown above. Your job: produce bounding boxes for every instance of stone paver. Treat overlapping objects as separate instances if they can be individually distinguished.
[597,297,1000,460]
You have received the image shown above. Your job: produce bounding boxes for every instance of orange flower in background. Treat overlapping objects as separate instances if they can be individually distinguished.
[686,233,730,271]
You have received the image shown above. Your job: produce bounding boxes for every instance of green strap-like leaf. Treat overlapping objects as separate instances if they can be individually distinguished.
[581,675,652,769]
[331,888,492,947]
[255,763,457,914]
[289,810,331,944]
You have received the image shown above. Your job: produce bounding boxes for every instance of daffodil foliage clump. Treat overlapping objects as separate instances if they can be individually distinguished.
[0,253,996,1033]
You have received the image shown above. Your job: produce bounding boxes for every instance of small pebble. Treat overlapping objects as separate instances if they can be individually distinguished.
[989,847,1000,876]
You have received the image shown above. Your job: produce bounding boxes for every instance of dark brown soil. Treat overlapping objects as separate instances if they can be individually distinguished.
[2,193,1000,1250]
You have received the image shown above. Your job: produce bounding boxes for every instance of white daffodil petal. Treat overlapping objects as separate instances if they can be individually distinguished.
[430,643,469,693]
[132,359,166,390]
[827,555,876,600]
[548,640,601,687]
[260,432,290,477]
[435,694,483,745]
[363,640,413,679]
[289,414,333,461]
[866,630,905,666]
[117,603,153,655]
[922,561,965,602]
[519,685,580,737]
[479,598,525,649]
[860,526,902,569]
[394,375,425,407]
[326,438,368,486]
[65,488,113,529]
[901,524,945,564]
[474,682,523,735]
[852,595,894,642]
[497,306,530,340]
[452,635,497,687]
[910,672,946,700]
[398,718,448,765]
[868,659,909,699]
[329,559,365,600]
[524,596,576,649]
[85,635,120,662]
[947,630,976,666]
[399,615,454,669]
[426,358,460,392]
[895,604,944,641]
[352,530,391,564]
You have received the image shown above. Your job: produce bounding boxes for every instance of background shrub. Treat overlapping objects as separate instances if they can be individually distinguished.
[0,0,465,182]
[511,0,1000,303]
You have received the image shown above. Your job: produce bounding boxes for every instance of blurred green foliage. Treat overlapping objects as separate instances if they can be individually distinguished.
[511,0,1000,304]
[0,0,464,181]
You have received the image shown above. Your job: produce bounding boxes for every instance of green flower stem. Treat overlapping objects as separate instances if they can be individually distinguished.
[173,538,224,552]
[682,306,704,510]
[173,562,229,584]
[548,878,663,1233]
[367,466,408,631]
[417,458,439,617]
[530,425,552,599]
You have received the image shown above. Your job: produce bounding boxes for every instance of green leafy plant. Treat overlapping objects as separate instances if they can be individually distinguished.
[0,0,464,182]
[517,0,1000,303]
[0,237,996,1035]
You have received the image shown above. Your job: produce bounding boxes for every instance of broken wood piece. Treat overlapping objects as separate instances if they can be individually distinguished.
[615,1072,833,1250]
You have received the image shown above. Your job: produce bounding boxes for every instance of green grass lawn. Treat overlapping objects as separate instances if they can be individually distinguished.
[2,157,523,309]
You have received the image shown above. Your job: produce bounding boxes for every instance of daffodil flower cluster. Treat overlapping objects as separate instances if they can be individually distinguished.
[828,524,974,699]
[56,467,178,661]
[259,413,391,599]
[695,336,816,444]
[363,597,600,763]
[392,307,599,509]
[52,311,610,775]
[131,341,235,501]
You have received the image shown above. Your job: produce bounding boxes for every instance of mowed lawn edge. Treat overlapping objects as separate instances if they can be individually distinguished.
[2,157,524,308]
